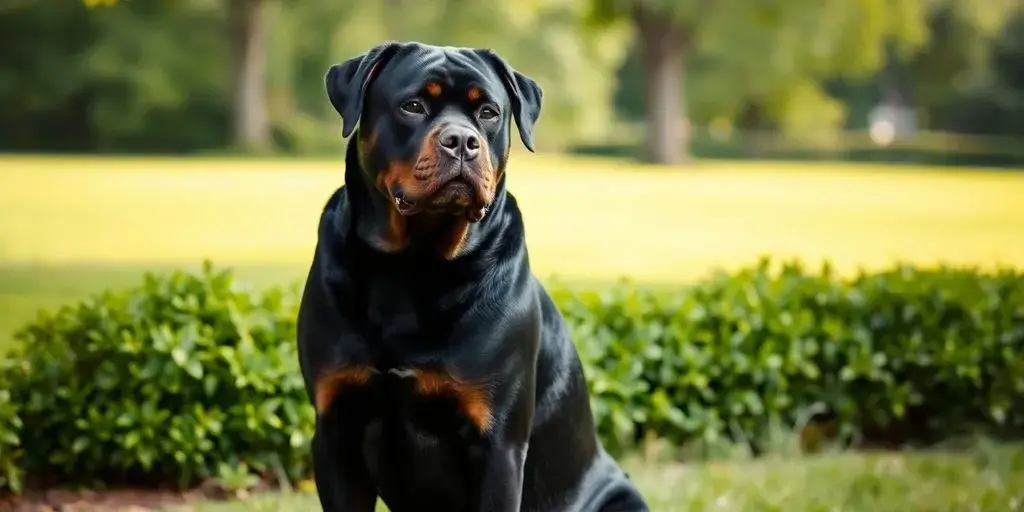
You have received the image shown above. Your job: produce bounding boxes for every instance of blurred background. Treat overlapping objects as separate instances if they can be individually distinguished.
[1,0,1024,511]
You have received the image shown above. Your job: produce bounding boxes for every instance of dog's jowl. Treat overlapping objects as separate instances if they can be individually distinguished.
[297,41,650,512]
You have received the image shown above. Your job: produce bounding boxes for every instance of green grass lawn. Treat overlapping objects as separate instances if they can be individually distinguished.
[3,154,1023,278]
[178,448,1024,512]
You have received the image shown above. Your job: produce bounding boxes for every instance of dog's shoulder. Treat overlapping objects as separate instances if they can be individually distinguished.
[316,185,350,237]
[322,184,347,215]
[311,185,356,277]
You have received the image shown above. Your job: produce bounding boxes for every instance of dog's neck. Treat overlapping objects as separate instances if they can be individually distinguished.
[335,139,519,272]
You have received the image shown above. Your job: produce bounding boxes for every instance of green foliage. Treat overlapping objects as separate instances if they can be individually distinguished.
[0,382,22,494]
[0,1,232,153]
[1,262,313,490]
[601,0,1021,147]
[322,0,630,150]
[601,0,935,139]
[3,0,1020,156]
[2,0,626,154]
[2,258,1023,492]
[910,7,1024,137]
[554,259,1024,455]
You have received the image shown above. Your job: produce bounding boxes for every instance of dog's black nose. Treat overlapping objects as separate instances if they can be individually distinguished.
[438,126,480,161]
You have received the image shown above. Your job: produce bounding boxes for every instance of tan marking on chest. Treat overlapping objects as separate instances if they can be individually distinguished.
[412,369,494,433]
[315,365,375,414]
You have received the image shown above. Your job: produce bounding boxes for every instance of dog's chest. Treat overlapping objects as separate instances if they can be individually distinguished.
[359,366,488,447]
[354,272,468,344]
[329,271,492,507]
[363,283,421,339]
[358,368,486,509]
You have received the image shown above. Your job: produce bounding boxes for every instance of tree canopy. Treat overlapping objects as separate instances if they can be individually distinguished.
[0,0,1018,159]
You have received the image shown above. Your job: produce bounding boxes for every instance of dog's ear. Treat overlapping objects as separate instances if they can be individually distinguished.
[477,49,543,152]
[326,42,402,138]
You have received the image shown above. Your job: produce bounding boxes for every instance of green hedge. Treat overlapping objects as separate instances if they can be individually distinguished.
[0,383,21,493]
[1,262,313,492]
[556,259,1024,455]
[1,258,1023,493]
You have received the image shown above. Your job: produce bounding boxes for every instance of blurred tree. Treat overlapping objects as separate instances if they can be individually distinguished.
[589,0,934,163]
[81,0,271,152]
[0,0,232,152]
[314,0,631,152]
[963,9,1024,138]
[0,1,101,151]
[228,0,270,151]
[1,0,626,154]
[907,1,1022,136]
[822,0,1021,146]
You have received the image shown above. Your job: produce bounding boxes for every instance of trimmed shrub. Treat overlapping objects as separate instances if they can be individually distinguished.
[2,257,1023,491]
[554,259,1024,455]
[0,380,22,493]
[2,262,313,490]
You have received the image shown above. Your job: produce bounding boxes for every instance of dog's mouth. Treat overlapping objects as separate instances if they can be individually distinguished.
[427,180,473,209]
[393,191,419,215]
[392,178,488,222]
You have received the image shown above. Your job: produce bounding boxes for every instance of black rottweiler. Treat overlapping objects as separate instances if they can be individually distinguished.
[297,41,650,512]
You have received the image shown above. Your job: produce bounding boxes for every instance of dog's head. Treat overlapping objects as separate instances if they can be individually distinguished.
[326,42,542,235]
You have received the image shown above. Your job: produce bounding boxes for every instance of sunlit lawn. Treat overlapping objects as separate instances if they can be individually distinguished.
[2,153,1023,350]
[3,153,1023,276]
[178,449,1024,512]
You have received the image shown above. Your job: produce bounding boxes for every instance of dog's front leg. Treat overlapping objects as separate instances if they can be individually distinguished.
[476,441,529,512]
[311,417,377,512]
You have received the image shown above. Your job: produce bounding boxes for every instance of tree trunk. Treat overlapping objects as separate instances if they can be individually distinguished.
[229,0,270,151]
[633,2,690,164]
[737,102,767,158]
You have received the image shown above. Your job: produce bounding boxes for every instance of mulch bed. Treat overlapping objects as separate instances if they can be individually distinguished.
[0,481,260,512]
[0,488,199,512]
[0,473,294,512]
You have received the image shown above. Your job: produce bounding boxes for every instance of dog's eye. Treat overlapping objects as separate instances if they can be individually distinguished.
[400,100,427,115]
[478,106,499,120]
